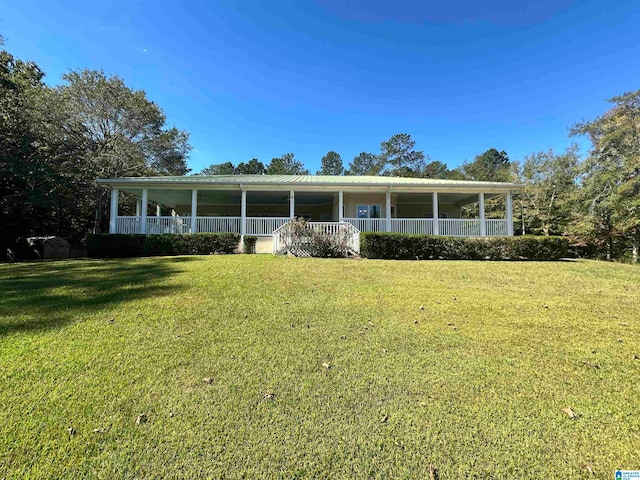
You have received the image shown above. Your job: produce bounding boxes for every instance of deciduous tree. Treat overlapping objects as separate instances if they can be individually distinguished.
[571,90,640,262]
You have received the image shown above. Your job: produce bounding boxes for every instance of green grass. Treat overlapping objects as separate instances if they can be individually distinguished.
[1,256,639,479]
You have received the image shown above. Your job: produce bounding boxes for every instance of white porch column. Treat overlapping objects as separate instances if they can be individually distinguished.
[190,189,198,233]
[338,191,344,222]
[140,188,148,234]
[432,192,439,235]
[289,190,295,219]
[506,191,514,236]
[240,188,247,236]
[135,198,141,217]
[109,188,119,234]
[156,204,161,216]
[479,192,486,237]
[385,191,391,232]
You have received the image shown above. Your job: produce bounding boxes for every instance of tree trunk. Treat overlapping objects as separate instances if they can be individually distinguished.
[633,230,639,264]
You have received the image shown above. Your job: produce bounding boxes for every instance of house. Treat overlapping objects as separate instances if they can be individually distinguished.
[97,175,522,253]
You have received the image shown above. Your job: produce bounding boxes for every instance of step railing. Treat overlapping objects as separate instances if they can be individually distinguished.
[273,221,360,256]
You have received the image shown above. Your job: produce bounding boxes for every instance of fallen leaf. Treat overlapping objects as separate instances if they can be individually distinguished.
[93,427,107,434]
[107,318,115,323]
[413,320,419,324]
[419,306,425,311]
[136,414,147,425]
[322,362,331,370]
[368,321,375,327]
[67,427,76,435]
[381,413,388,423]
[339,335,346,339]
[542,304,549,309]
[617,339,623,343]
[584,464,595,475]
[203,376,214,384]
[561,407,577,419]
[452,297,457,301]
[446,322,454,326]
[429,464,436,480]
[382,349,387,354]
[263,392,275,401]
[633,355,639,360]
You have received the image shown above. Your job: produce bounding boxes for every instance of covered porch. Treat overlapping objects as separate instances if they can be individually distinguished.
[107,186,514,237]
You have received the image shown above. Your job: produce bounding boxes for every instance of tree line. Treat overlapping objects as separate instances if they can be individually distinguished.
[200,95,640,262]
[1,35,190,256]
[2,35,638,261]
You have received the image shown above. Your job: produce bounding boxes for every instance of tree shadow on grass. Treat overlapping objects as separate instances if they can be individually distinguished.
[0,257,203,337]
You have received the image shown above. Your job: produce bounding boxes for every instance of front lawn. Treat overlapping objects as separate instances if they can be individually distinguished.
[1,256,638,478]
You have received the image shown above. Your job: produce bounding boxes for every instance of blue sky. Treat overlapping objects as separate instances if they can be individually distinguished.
[2,0,639,173]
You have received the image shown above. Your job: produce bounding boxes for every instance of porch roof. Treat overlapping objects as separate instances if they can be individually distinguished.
[97,174,522,194]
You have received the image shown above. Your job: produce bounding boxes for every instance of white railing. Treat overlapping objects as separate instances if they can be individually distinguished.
[116,216,142,234]
[273,221,360,255]
[439,219,481,237]
[391,218,434,235]
[486,219,508,236]
[344,217,386,232]
[146,216,191,234]
[196,216,241,234]
[246,217,290,236]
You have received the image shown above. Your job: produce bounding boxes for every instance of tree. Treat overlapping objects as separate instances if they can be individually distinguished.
[345,152,384,176]
[234,158,264,174]
[461,148,512,182]
[421,160,457,179]
[53,69,191,234]
[0,48,51,254]
[266,153,309,175]
[518,146,580,236]
[199,162,235,175]
[571,90,640,262]
[317,151,344,175]
[379,133,426,177]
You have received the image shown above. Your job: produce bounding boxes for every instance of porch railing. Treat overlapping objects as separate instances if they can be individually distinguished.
[116,216,142,234]
[485,219,509,236]
[196,216,241,234]
[146,216,191,234]
[391,218,434,235]
[246,217,290,236]
[438,219,480,236]
[114,216,510,237]
[343,218,385,233]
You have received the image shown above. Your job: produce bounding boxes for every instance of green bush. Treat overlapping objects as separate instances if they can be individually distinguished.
[243,236,258,254]
[86,233,240,258]
[360,233,569,261]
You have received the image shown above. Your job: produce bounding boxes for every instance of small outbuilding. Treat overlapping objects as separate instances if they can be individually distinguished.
[27,236,71,259]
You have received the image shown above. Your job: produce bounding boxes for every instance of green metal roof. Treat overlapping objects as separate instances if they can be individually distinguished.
[97,174,522,189]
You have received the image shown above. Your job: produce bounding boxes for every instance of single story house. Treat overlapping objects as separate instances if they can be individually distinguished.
[97,174,522,252]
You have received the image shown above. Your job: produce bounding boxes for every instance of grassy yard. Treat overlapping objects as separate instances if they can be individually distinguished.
[1,256,639,479]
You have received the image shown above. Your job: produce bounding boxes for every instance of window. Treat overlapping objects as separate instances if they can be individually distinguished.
[357,204,382,219]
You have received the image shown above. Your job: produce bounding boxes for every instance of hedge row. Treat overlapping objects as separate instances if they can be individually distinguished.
[360,233,569,261]
[86,233,240,258]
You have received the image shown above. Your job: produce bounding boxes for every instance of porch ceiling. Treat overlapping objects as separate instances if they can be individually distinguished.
[396,192,502,206]
[118,188,335,207]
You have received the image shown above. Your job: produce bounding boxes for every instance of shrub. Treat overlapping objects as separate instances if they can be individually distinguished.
[280,218,350,257]
[360,233,568,261]
[86,233,240,258]
[243,236,258,254]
